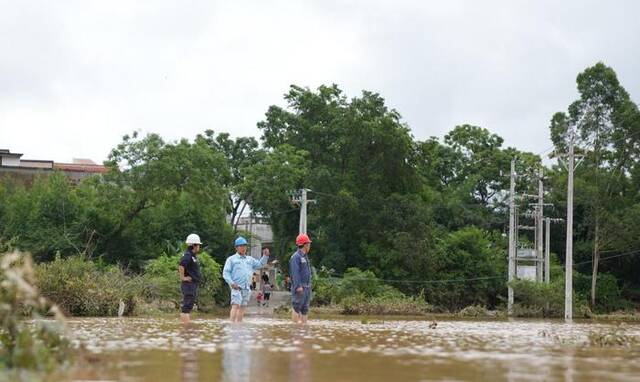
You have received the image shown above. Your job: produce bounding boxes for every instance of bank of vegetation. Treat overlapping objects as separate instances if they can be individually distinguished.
[1,62,639,325]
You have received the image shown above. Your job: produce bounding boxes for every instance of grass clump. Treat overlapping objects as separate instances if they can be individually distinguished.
[588,325,640,347]
[456,304,489,318]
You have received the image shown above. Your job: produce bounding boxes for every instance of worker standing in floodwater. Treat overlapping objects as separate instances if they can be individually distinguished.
[178,233,202,325]
[290,233,313,324]
[223,237,270,322]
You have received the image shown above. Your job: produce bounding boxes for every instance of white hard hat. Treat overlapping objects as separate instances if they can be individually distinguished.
[185,233,202,245]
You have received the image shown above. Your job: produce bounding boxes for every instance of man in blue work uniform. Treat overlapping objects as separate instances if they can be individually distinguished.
[178,233,202,324]
[289,233,312,324]
[223,237,270,322]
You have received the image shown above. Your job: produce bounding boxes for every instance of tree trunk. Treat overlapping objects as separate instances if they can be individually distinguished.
[591,216,600,309]
[229,195,240,229]
[234,200,248,232]
[233,194,253,232]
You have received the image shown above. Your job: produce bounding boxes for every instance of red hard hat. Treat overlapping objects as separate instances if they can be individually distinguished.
[296,233,312,246]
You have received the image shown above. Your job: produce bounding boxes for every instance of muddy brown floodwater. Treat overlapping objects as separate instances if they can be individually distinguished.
[47,317,640,381]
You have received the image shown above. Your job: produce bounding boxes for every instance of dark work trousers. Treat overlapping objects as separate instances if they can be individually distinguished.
[181,282,198,313]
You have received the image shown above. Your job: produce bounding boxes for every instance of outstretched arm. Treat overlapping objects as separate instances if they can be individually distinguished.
[252,253,269,270]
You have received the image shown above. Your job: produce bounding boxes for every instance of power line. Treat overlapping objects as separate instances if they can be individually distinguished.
[325,274,505,285]
[572,127,640,154]
[315,249,640,287]
[573,248,640,267]
[534,144,556,157]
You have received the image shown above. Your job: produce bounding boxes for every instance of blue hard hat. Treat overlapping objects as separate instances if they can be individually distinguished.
[234,237,248,247]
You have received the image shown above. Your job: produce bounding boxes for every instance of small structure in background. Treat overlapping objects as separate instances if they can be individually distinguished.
[507,160,563,314]
[516,249,538,281]
[0,149,107,185]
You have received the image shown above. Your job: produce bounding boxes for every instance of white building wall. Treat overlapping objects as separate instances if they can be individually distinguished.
[1,155,20,166]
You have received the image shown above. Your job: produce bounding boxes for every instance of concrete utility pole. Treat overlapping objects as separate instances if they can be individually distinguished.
[537,168,544,282]
[508,159,516,315]
[545,217,551,284]
[299,188,308,234]
[565,129,576,321]
[249,211,254,257]
[292,189,316,234]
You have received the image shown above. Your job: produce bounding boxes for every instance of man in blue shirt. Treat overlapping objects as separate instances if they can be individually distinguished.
[223,236,270,322]
[178,233,202,325]
[289,233,312,324]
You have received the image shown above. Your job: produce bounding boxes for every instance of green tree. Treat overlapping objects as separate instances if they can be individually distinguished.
[198,130,265,231]
[100,132,231,265]
[257,84,422,275]
[239,144,310,261]
[549,62,640,308]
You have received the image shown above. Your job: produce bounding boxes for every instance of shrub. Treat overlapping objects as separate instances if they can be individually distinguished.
[510,278,586,318]
[575,272,631,313]
[313,266,408,307]
[144,250,222,312]
[1,252,70,371]
[311,266,337,306]
[334,268,381,301]
[35,255,144,316]
[340,292,433,316]
[510,279,564,317]
[422,227,506,311]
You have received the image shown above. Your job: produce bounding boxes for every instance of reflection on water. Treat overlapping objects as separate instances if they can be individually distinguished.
[221,325,254,382]
[59,317,640,382]
[289,327,312,382]
[179,326,199,382]
[563,347,575,382]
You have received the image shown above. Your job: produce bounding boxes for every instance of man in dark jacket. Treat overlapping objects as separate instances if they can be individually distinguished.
[289,233,312,324]
[179,233,202,324]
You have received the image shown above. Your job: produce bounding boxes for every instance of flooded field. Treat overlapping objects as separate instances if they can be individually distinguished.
[45,317,640,381]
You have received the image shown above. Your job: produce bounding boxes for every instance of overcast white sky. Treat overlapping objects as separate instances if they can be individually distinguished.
[1,0,639,163]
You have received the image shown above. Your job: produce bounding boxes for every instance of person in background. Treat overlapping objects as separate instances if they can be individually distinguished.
[178,233,202,325]
[289,233,313,324]
[222,237,269,323]
[261,278,272,307]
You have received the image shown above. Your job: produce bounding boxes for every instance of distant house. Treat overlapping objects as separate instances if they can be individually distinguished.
[0,149,108,185]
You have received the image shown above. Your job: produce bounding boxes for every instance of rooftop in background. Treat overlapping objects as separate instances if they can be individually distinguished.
[0,148,108,182]
[72,158,98,165]
[54,158,109,174]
